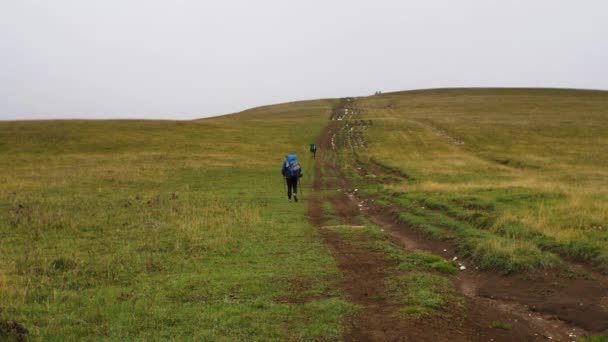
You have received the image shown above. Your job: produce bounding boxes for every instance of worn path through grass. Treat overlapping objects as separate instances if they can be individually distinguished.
[308,100,554,341]
[316,96,608,340]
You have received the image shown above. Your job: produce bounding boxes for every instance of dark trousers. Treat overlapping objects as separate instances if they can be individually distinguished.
[286,177,299,199]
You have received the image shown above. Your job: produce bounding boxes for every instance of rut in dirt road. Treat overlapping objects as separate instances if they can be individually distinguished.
[309,99,567,341]
[310,100,540,341]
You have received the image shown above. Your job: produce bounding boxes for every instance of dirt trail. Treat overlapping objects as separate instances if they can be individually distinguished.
[309,98,608,341]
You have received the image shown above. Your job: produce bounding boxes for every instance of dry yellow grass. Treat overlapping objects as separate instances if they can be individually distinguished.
[351,88,608,270]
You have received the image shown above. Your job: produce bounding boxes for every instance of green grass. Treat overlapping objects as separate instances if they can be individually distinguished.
[372,239,457,275]
[344,88,608,272]
[321,201,341,227]
[579,337,608,342]
[0,100,356,340]
[386,272,461,317]
[368,227,462,316]
[491,321,512,330]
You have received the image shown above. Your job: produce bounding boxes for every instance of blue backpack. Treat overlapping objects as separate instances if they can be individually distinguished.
[286,154,302,178]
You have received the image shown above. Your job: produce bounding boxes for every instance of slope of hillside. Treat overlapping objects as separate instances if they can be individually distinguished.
[322,89,608,340]
[2,88,607,341]
[354,88,608,271]
[0,100,355,340]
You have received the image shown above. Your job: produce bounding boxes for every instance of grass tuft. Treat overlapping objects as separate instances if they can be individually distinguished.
[386,272,461,317]
[491,321,512,330]
[471,237,561,273]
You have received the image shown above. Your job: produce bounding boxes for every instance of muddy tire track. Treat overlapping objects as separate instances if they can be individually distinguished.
[309,98,608,340]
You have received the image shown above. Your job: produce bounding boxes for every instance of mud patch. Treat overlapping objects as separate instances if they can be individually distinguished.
[478,273,608,333]
[329,194,361,226]
[0,320,28,342]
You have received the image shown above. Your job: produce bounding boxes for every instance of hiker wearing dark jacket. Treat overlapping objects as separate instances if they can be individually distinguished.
[282,154,302,202]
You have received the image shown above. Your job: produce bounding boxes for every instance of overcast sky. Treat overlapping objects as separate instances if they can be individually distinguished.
[1,1,607,120]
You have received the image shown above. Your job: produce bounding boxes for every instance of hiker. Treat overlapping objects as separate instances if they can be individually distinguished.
[310,143,317,158]
[282,154,302,202]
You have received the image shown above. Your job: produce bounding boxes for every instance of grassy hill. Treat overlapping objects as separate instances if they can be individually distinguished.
[344,88,608,272]
[0,100,354,340]
[1,88,607,340]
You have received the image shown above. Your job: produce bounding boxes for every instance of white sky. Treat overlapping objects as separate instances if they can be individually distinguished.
[1,0,607,120]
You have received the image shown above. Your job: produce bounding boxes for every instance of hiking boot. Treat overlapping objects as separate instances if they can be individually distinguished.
[288,198,292,202]
[294,194,298,202]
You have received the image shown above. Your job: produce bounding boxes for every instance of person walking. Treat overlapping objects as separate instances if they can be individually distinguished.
[310,143,317,158]
[282,154,302,202]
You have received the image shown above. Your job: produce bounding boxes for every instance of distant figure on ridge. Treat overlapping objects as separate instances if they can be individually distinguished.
[282,154,302,202]
[310,143,317,158]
